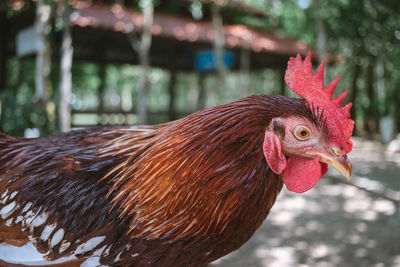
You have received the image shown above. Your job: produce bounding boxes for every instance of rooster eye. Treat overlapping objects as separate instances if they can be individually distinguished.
[294,125,312,140]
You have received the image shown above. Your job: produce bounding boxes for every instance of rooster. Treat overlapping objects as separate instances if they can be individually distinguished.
[0,53,353,266]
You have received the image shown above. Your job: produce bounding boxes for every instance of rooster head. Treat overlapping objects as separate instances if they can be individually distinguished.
[263,52,354,193]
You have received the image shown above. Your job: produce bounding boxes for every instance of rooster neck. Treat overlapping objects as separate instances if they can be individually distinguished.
[103,129,283,265]
[101,96,287,249]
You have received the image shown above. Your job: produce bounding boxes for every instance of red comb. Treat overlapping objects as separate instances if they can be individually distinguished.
[284,52,354,154]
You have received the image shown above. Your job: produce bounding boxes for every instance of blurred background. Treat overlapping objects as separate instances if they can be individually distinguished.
[0,0,399,266]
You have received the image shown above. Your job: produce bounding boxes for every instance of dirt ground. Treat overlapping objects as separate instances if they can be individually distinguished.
[210,138,400,267]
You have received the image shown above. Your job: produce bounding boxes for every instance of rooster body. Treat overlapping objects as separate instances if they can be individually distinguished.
[0,96,288,266]
[0,54,354,266]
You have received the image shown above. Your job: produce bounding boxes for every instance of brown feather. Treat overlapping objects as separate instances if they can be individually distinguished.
[97,95,313,263]
[0,219,29,247]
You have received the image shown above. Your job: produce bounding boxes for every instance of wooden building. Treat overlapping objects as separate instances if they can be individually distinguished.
[0,1,334,128]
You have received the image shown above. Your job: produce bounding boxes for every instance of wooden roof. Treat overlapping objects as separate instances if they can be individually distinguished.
[2,3,335,71]
[73,4,310,56]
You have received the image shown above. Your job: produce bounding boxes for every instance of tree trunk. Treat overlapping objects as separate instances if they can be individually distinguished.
[35,0,53,134]
[127,0,153,125]
[211,2,227,91]
[280,68,286,96]
[0,19,8,93]
[349,63,361,135]
[197,73,207,110]
[137,52,150,125]
[365,63,378,136]
[239,48,250,96]
[35,0,52,103]
[376,60,386,115]
[98,63,106,115]
[58,0,73,132]
[314,0,326,63]
[168,70,177,121]
[393,78,400,133]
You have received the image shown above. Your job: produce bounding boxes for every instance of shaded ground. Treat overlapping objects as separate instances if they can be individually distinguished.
[211,138,400,267]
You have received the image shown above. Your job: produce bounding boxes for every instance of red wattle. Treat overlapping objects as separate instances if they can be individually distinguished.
[282,157,326,193]
[263,132,287,174]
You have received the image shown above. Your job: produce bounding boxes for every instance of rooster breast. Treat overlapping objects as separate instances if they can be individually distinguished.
[0,127,134,266]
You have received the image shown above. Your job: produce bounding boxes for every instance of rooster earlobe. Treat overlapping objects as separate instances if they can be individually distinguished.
[263,132,287,174]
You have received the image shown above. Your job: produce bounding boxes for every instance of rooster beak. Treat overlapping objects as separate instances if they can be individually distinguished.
[306,151,352,180]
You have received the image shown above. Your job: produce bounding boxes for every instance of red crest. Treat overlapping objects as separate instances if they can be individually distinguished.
[284,52,354,154]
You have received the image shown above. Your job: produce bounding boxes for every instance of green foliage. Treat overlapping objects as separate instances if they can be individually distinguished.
[235,0,400,135]
[0,57,58,136]
[1,59,35,136]
[0,89,35,135]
